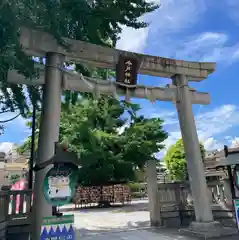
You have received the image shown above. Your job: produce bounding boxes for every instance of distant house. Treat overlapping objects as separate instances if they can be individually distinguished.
[157,149,229,183]
[0,143,29,187]
[203,148,239,181]
[156,161,170,182]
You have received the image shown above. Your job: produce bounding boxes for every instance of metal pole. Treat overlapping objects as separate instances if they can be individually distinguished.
[32,52,64,240]
[28,101,36,189]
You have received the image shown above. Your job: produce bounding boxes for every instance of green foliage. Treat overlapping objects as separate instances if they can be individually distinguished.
[1,0,158,113]
[19,96,168,186]
[164,139,205,181]
[128,182,146,199]
[128,182,146,192]
[134,168,146,182]
[17,111,41,155]
[8,173,21,184]
[61,97,168,186]
[17,134,38,156]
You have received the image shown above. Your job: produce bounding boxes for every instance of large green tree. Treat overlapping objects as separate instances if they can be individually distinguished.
[1,0,159,114]
[18,97,168,186]
[164,139,205,181]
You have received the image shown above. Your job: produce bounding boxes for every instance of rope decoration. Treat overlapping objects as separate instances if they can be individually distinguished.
[125,88,131,102]
[150,89,156,104]
[61,67,158,104]
[94,79,101,99]
[79,73,94,90]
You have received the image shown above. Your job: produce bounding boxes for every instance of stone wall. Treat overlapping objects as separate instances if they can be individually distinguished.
[156,181,235,228]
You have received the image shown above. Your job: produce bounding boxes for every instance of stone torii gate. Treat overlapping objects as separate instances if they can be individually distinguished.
[9,27,220,239]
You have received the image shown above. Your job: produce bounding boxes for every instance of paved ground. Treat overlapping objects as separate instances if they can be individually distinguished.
[76,228,194,240]
[62,200,150,233]
[75,228,239,240]
[60,200,239,240]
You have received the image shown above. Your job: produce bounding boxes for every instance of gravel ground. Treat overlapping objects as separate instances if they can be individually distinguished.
[61,201,150,232]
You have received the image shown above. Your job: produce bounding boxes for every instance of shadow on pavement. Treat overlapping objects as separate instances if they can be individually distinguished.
[76,226,239,240]
[61,201,148,213]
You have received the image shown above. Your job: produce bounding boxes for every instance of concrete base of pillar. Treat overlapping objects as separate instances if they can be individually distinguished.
[150,219,161,227]
[179,221,239,239]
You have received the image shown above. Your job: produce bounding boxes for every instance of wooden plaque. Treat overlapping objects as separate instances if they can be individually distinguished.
[116,55,139,86]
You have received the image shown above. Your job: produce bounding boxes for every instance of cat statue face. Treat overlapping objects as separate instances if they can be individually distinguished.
[61,176,70,185]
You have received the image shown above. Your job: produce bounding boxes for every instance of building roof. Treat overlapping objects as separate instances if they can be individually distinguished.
[205,146,239,168]
[4,162,28,171]
[0,152,6,158]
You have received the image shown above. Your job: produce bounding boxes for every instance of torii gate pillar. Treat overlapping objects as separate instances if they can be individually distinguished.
[32,52,64,240]
[173,74,216,229]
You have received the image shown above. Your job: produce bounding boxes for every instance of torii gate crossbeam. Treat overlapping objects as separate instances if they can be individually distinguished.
[8,68,210,104]
[20,27,215,81]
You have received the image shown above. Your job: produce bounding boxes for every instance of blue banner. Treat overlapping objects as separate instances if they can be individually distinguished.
[41,215,75,240]
[233,199,239,229]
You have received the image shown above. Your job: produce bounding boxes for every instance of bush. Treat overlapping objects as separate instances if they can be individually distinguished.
[131,192,146,199]
[8,174,21,184]
[128,182,146,193]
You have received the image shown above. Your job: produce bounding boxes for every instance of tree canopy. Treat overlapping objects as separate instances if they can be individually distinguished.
[8,0,163,187]
[1,0,159,114]
[18,97,168,186]
[164,139,205,181]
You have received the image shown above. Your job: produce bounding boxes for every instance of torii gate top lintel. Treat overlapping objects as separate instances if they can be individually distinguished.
[20,27,216,81]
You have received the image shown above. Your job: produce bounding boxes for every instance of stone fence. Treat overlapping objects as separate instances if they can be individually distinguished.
[156,181,235,228]
[127,180,235,228]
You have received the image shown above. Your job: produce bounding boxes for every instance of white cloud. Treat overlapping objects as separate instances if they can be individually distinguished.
[203,138,223,151]
[0,142,15,153]
[116,27,149,53]
[116,0,239,66]
[230,137,239,147]
[142,104,239,153]
[175,32,239,63]
[196,105,238,138]
[195,105,239,148]
[146,0,206,34]
[116,0,207,53]
[225,137,239,148]
[226,0,239,23]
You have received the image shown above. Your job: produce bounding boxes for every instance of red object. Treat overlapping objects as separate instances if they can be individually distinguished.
[62,144,68,151]
[11,179,26,213]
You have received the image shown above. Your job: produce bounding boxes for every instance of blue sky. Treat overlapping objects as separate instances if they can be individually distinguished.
[1,0,239,153]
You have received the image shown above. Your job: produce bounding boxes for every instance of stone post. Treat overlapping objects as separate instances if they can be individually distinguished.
[146,160,161,226]
[32,52,64,240]
[172,74,214,224]
[223,178,233,208]
[219,183,225,203]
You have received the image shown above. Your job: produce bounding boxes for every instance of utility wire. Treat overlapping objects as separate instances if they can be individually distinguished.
[0,113,20,123]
